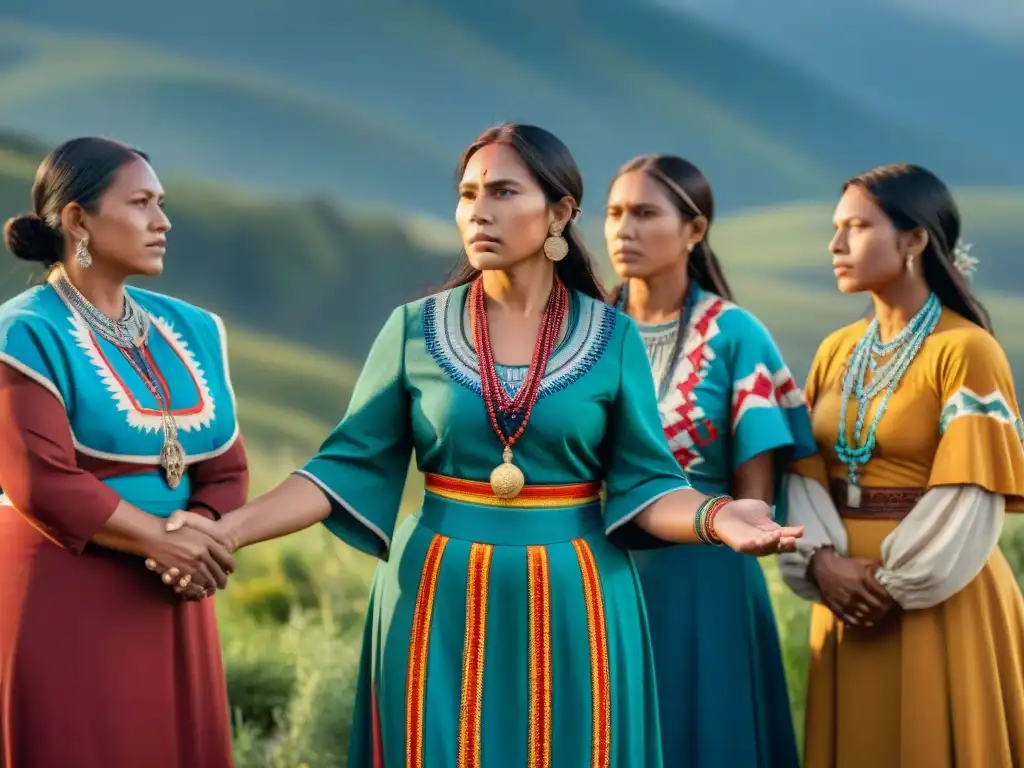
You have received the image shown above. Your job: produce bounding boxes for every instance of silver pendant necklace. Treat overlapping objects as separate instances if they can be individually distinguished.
[50,265,187,488]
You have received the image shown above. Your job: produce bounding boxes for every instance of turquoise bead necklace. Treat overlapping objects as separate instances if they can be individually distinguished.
[834,293,941,507]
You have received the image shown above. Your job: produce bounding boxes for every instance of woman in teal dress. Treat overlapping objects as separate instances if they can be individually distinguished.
[159,125,803,767]
[605,154,816,767]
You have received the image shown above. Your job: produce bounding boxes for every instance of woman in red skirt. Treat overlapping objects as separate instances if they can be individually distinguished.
[0,137,244,767]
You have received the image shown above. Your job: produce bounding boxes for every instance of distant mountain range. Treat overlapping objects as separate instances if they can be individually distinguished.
[649,0,1024,168]
[1,0,1016,222]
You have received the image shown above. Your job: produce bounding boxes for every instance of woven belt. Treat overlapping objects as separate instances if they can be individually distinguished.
[830,479,924,520]
[424,473,602,508]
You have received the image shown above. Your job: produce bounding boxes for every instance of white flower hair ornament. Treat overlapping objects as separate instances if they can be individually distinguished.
[952,240,979,282]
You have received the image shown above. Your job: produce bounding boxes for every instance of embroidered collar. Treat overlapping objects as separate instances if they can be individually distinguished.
[423,284,616,399]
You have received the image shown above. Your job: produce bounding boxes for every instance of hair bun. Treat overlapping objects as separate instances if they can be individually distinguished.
[3,213,61,265]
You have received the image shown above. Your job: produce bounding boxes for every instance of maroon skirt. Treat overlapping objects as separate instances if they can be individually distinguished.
[0,507,234,768]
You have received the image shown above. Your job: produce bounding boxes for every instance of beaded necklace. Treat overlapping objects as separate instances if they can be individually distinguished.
[834,293,941,507]
[50,264,187,489]
[471,275,568,499]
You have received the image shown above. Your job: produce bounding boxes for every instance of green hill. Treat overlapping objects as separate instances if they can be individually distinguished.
[0,0,1013,220]
[226,326,356,451]
[704,194,1024,381]
[0,131,455,361]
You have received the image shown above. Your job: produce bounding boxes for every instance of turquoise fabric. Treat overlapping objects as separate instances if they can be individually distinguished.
[632,287,816,767]
[0,284,238,514]
[299,285,693,766]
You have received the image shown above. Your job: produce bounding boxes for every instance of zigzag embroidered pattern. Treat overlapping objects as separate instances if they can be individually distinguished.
[68,312,216,433]
[939,386,1020,435]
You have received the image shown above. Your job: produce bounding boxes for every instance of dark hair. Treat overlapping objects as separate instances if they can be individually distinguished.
[607,154,733,305]
[3,137,148,267]
[439,123,605,299]
[844,163,992,333]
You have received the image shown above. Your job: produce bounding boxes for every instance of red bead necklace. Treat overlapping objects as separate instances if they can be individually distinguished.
[470,274,568,499]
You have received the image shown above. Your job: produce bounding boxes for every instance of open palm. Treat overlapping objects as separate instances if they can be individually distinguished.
[713,498,803,556]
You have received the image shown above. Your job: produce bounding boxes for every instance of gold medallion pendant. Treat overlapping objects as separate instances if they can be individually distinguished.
[472,275,569,504]
[490,445,526,500]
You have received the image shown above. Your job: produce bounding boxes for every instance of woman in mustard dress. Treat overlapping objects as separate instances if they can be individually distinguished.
[155,124,803,767]
[779,163,1024,767]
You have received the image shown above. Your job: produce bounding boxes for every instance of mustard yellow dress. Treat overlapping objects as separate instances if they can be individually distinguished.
[792,308,1024,767]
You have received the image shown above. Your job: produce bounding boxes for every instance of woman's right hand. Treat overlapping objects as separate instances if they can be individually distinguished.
[142,524,235,594]
[810,547,894,628]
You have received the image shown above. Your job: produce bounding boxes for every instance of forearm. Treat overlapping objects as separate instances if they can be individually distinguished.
[90,500,165,556]
[777,474,847,602]
[219,474,331,551]
[731,452,774,505]
[0,368,164,554]
[634,488,713,543]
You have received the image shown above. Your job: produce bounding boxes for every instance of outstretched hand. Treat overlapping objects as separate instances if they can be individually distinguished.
[712,498,803,556]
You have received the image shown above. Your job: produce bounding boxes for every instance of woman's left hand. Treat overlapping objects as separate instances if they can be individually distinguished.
[711,498,804,556]
[144,557,213,601]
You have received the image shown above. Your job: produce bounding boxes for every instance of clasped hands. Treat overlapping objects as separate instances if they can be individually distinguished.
[143,511,236,602]
[810,547,897,629]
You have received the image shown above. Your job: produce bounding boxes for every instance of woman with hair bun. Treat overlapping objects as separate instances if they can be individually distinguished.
[0,137,246,767]
[605,153,814,767]
[780,163,1024,767]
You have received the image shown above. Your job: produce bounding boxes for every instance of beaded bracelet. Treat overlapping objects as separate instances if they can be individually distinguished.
[704,496,731,545]
[693,499,712,544]
[694,494,731,545]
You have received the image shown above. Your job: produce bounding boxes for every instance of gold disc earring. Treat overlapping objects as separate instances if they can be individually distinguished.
[543,228,568,262]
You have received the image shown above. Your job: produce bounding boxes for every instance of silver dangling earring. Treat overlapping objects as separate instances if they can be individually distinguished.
[543,227,568,262]
[906,252,915,278]
[76,237,93,268]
